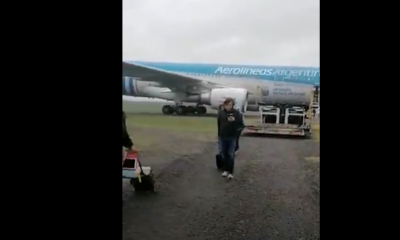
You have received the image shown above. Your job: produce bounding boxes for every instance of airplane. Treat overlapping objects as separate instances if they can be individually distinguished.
[122,61,320,115]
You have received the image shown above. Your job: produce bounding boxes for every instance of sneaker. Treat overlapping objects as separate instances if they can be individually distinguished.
[227,174,234,179]
[221,171,228,177]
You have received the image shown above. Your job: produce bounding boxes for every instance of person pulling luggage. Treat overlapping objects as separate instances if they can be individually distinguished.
[217,98,243,179]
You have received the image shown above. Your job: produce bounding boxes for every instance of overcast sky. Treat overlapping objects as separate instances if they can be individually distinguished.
[123,0,319,67]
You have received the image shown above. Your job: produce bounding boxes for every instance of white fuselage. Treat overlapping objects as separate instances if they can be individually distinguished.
[123,73,314,111]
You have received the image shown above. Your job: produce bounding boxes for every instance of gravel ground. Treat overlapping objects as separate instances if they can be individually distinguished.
[123,127,320,240]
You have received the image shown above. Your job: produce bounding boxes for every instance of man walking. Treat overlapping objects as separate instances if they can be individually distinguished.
[217,98,243,179]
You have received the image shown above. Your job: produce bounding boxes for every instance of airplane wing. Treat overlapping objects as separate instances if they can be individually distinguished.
[123,61,226,95]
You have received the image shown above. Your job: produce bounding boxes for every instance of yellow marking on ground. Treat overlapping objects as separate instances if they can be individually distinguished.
[311,122,320,143]
[304,156,320,162]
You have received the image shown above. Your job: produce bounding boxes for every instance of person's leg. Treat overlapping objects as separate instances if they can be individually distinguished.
[226,139,237,177]
[217,137,221,154]
[219,139,229,176]
[216,137,224,169]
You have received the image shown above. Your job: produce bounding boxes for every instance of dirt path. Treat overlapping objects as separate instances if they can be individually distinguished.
[123,129,319,240]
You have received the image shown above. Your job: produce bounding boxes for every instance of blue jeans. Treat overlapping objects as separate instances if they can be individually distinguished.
[219,138,237,174]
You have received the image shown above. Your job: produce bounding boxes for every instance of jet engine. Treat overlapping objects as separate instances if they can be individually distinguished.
[199,88,249,113]
[122,77,163,97]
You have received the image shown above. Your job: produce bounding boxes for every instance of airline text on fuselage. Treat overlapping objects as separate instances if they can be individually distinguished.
[214,67,320,80]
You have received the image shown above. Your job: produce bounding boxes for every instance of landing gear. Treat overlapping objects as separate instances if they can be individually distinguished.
[161,105,207,116]
[175,106,187,115]
[186,106,195,114]
[196,106,207,115]
[162,105,174,115]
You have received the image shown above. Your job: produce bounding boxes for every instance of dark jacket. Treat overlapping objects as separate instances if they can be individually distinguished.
[122,113,133,148]
[217,109,244,139]
[236,113,245,138]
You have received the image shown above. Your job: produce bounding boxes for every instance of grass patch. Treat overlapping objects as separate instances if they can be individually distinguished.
[123,101,166,114]
[124,114,218,152]
[126,114,217,134]
[124,102,219,135]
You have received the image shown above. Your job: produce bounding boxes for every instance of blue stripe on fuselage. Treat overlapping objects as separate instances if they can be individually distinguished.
[125,61,320,86]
